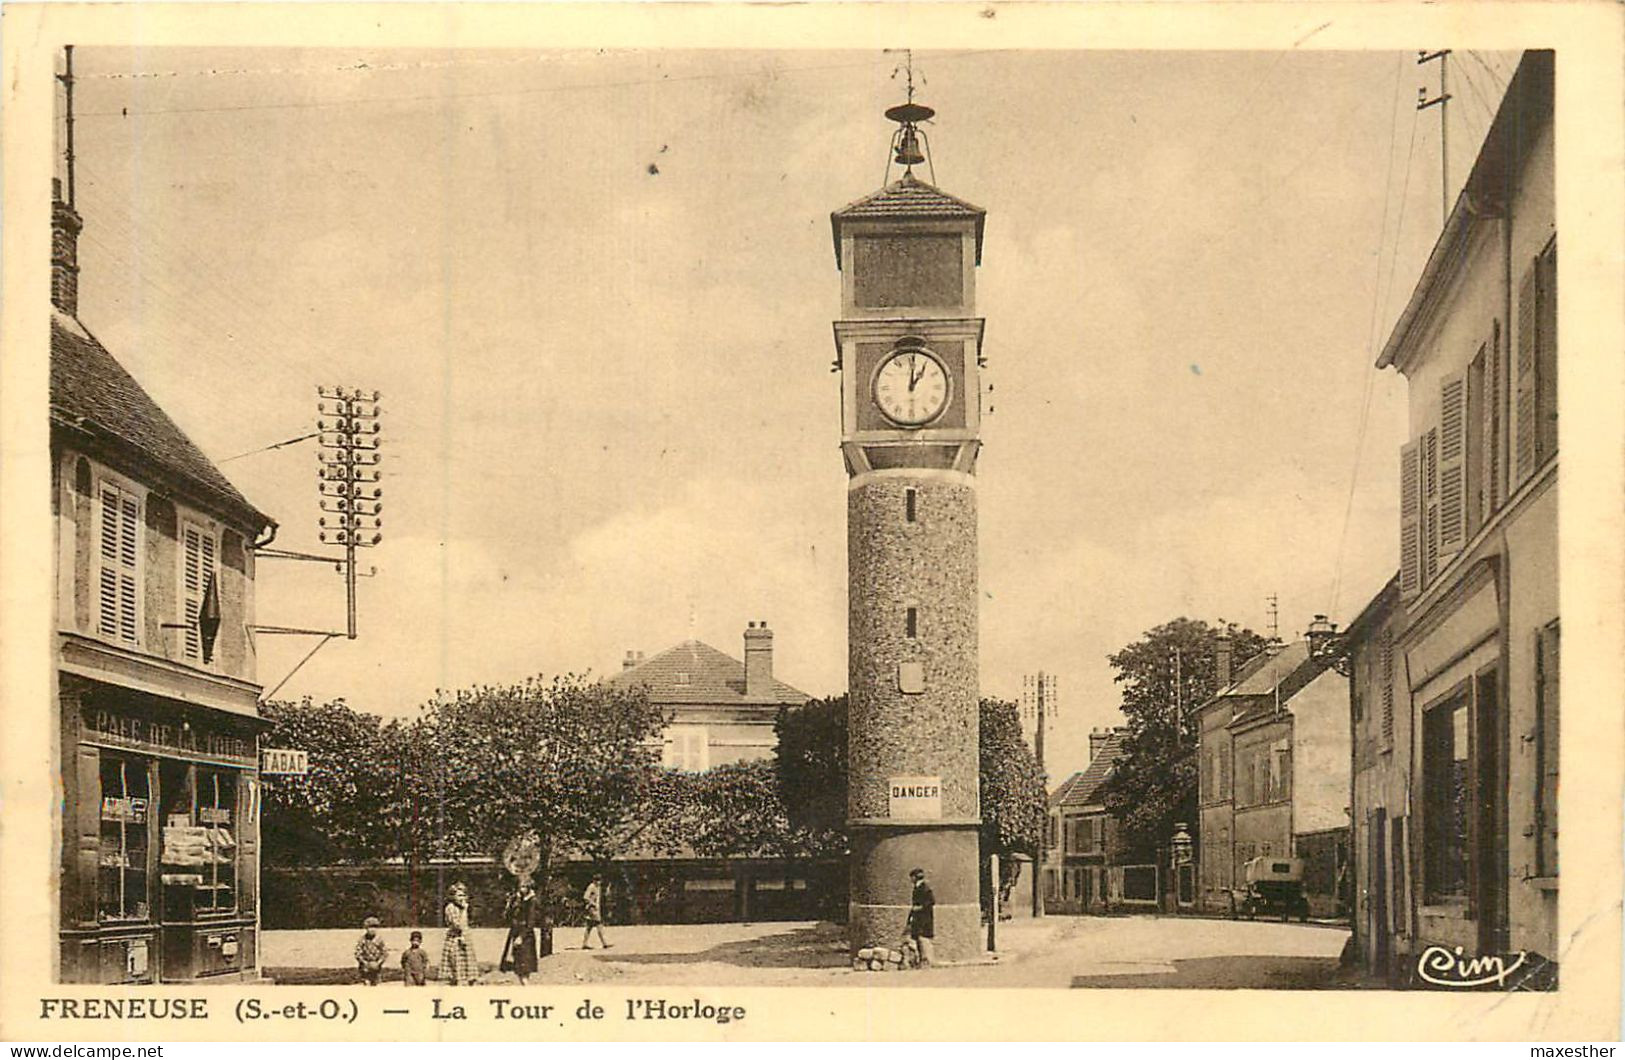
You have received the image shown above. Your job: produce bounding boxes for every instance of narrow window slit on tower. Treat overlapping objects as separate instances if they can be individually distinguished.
[905,488,917,523]
[905,607,918,639]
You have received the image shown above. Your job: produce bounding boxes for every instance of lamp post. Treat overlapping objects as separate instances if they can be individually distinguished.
[1171,822,1193,913]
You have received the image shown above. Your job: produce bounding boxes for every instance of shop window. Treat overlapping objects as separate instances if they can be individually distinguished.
[1423,695,1470,902]
[98,754,151,922]
[161,766,238,915]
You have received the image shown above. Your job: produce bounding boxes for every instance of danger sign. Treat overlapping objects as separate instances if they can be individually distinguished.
[888,776,942,819]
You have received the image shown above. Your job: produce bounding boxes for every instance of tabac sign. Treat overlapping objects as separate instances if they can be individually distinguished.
[888,775,942,819]
[261,748,309,776]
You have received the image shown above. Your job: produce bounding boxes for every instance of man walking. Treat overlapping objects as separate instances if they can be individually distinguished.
[906,868,935,968]
[581,876,611,950]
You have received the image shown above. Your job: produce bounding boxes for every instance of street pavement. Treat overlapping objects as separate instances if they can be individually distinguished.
[262,914,1350,989]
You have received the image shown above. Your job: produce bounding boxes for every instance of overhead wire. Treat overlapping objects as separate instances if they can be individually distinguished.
[74,160,335,382]
[1329,54,1408,619]
[73,50,992,120]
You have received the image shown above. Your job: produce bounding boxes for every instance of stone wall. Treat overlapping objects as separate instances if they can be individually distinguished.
[846,473,979,820]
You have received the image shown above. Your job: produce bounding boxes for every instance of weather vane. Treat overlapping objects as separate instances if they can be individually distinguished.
[884,49,936,184]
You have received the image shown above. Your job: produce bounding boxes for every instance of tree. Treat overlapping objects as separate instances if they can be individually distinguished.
[1100,618,1268,860]
[260,697,402,866]
[674,761,796,857]
[773,696,849,857]
[978,697,1048,910]
[773,694,1048,877]
[417,674,671,892]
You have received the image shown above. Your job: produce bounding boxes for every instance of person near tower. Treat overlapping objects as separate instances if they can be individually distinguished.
[906,868,935,968]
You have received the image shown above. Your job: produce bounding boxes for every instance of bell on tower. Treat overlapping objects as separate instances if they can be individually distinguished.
[886,103,933,171]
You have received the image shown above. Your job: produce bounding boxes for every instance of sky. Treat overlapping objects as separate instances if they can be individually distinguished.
[58,46,1526,782]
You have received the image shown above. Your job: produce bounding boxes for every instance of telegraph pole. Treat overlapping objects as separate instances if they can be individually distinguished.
[252,386,384,700]
[317,386,384,638]
[56,46,76,205]
[1418,50,1453,227]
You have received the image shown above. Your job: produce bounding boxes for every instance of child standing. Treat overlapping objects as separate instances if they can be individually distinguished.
[400,930,429,986]
[354,916,388,985]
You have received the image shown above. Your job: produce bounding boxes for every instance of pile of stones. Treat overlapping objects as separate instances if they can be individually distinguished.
[853,945,915,972]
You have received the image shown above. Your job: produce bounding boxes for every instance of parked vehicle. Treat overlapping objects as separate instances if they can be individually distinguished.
[1230,856,1310,922]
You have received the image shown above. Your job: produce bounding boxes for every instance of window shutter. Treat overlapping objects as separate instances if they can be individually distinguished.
[1537,623,1560,876]
[1380,630,1395,748]
[98,487,119,636]
[98,485,140,644]
[1536,241,1558,465]
[1399,441,1421,600]
[1438,373,1467,556]
[183,525,202,659]
[1421,428,1440,586]
[1484,322,1502,516]
[1515,263,1538,483]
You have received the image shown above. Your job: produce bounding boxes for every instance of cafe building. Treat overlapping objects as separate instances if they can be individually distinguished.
[51,177,277,983]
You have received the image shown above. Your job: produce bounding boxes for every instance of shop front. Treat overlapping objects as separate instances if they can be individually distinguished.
[59,666,266,984]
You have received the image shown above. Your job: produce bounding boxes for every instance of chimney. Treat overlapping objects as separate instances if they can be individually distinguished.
[1089,727,1112,763]
[1306,614,1338,658]
[744,621,773,697]
[1215,629,1233,690]
[51,178,83,317]
[622,650,638,671]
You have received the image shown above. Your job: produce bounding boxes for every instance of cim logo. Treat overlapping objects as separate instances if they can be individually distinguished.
[1416,945,1529,988]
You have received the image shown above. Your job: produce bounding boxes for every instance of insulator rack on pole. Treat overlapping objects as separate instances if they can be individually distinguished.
[314,385,384,639]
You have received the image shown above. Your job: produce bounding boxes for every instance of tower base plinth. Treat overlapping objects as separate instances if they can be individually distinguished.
[848,821,982,963]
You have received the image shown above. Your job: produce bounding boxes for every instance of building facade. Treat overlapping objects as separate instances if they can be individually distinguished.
[1042,727,1125,913]
[51,181,278,983]
[1351,50,1558,978]
[1344,576,1412,979]
[607,622,810,770]
[1196,624,1350,917]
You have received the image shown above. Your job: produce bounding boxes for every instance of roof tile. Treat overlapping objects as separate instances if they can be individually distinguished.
[50,313,272,530]
[830,172,986,266]
[1050,732,1127,809]
[606,639,810,706]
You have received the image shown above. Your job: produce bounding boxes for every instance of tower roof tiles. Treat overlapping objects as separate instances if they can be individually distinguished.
[830,172,986,267]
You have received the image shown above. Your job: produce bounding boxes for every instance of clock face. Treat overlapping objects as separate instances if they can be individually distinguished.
[873,349,950,427]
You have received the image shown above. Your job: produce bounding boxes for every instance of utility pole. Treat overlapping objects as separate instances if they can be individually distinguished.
[56,46,76,205]
[252,386,384,700]
[1418,50,1453,227]
[317,386,384,638]
[1170,648,1183,732]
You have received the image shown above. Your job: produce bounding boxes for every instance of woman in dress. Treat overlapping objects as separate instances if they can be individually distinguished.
[501,878,540,985]
[440,882,479,985]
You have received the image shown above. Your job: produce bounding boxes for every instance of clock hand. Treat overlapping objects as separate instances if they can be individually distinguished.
[908,356,924,391]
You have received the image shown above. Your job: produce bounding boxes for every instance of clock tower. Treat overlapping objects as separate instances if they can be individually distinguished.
[831,96,987,962]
